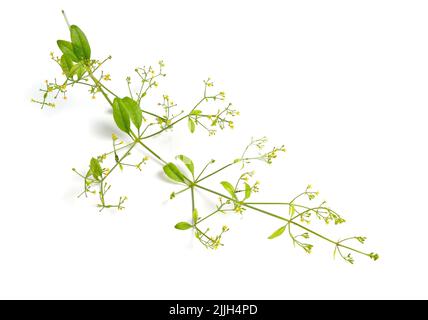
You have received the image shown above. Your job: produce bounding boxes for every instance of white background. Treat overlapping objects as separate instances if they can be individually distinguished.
[0,0,427,299]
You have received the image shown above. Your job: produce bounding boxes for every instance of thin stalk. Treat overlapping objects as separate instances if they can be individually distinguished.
[194,183,370,258]
[61,10,71,28]
[191,187,195,217]
[195,160,215,181]
[196,162,235,183]
[141,109,165,120]
[136,140,167,165]
[86,67,114,106]
[142,96,211,140]
[103,141,138,181]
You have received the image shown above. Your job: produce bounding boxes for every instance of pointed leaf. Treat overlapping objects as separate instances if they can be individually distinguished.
[244,182,252,200]
[57,40,79,62]
[188,118,195,133]
[60,54,74,78]
[163,163,186,183]
[268,226,286,239]
[289,205,295,217]
[90,157,103,181]
[69,61,86,80]
[112,98,130,134]
[220,181,237,200]
[176,154,194,177]
[75,63,86,80]
[192,209,198,224]
[122,97,142,129]
[70,25,91,60]
[175,222,193,230]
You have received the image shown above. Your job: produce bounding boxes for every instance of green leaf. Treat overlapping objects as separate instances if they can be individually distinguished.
[175,222,193,230]
[68,62,86,80]
[244,182,252,200]
[220,181,237,200]
[192,209,198,224]
[163,163,186,183]
[75,63,86,80]
[188,118,195,133]
[112,98,130,134]
[289,205,295,217]
[60,54,74,78]
[268,226,286,239]
[190,110,202,115]
[57,40,79,62]
[70,25,91,60]
[176,155,194,177]
[121,97,142,130]
[90,157,103,181]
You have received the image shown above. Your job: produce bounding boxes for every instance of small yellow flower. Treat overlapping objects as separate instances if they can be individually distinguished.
[103,74,111,81]
[112,133,118,141]
[234,206,243,213]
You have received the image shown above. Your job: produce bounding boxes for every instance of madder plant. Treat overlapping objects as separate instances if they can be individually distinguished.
[32,12,378,263]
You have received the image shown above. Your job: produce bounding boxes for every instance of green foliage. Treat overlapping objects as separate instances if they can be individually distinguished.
[188,118,195,133]
[57,40,79,62]
[122,97,142,130]
[112,97,143,134]
[175,222,193,230]
[112,98,131,134]
[268,226,286,239]
[90,157,103,181]
[192,209,199,224]
[60,54,74,78]
[220,181,237,201]
[33,11,378,264]
[244,182,252,200]
[176,155,194,177]
[163,163,186,184]
[70,25,91,60]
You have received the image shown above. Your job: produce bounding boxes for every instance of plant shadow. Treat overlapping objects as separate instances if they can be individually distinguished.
[91,119,117,139]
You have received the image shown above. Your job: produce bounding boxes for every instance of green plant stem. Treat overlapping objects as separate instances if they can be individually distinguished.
[191,187,195,216]
[174,186,191,196]
[103,140,139,181]
[136,140,167,165]
[196,162,235,183]
[244,202,318,211]
[86,66,114,106]
[141,109,165,120]
[196,206,223,225]
[86,75,369,258]
[142,96,216,140]
[86,65,166,120]
[195,161,214,181]
[194,183,370,257]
